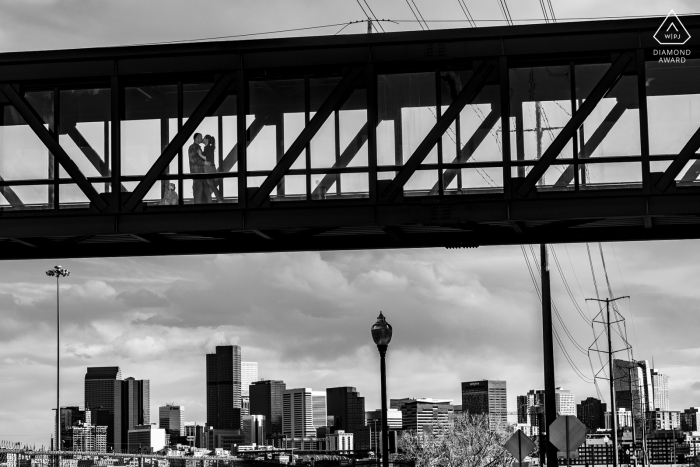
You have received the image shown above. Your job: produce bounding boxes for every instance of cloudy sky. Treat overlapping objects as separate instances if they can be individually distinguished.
[1,0,700,449]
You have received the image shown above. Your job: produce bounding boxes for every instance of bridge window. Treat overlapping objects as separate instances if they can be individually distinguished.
[646,58,700,185]
[0,91,54,210]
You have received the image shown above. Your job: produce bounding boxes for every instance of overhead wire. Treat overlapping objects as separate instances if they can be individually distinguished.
[410,0,430,29]
[456,0,477,27]
[404,0,426,30]
[610,243,641,355]
[363,0,386,32]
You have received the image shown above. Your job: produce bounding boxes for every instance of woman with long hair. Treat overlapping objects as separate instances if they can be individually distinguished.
[202,135,224,202]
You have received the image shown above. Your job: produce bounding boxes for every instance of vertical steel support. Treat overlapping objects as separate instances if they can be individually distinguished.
[110,76,121,210]
[237,71,248,206]
[637,49,651,194]
[570,62,580,191]
[305,76,311,201]
[499,56,512,198]
[541,244,557,467]
[334,109,341,195]
[436,70,444,196]
[52,88,60,209]
[276,113,286,196]
[177,82,184,205]
[218,115,224,197]
[160,118,169,198]
[367,64,378,202]
[104,121,110,194]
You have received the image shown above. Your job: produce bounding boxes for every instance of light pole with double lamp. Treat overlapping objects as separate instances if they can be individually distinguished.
[46,265,70,453]
[371,312,392,467]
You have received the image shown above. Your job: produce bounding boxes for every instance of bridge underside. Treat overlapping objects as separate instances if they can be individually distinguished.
[1,17,700,259]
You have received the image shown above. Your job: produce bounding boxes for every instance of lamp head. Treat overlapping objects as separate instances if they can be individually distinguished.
[371,311,392,346]
[46,266,70,278]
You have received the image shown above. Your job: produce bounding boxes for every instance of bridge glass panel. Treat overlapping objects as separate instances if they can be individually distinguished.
[182,82,238,204]
[0,92,54,210]
[122,84,179,190]
[440,68,503,195]
[576,63,641,190]
[59,183,109,209]
[646,58,700,185]
[377,72,436,175]
[249,78,305,201]
[310,77,368,200]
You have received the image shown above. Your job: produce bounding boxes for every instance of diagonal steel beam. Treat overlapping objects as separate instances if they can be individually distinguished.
[517,53,633,196]
[1,84,109,212]
[311,122,369,198]
[67,126,128,192]
[554,101,627,187]
[657,126,700,191]
[430,108,500,195]
[220,117,267,173]
[124,73,236,211]
[0,175,24,208]
[680,156,700,183]
[250,68,363,207]
[381,59,497,202]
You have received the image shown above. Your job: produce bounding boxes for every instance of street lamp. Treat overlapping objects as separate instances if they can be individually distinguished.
[46,265,69,453]
[371,312,392,467]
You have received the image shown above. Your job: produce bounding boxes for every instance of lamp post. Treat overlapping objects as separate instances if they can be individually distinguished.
[46,265,69,454]
[371,312,392,467]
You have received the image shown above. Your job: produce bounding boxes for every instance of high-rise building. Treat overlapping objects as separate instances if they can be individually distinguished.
[84,367,150,453]
[242,415,266,445]
[250,380,286,438]
[651,369,669,411]
[461,380,507,429]
[206,345,241,429]
[326,387,367,450]
[85,367,123,452]
[184,422,205,448]
[681,407,700,432]
[71,422,107,452]
[614,359,654,416]
[647,410,681,431]
[241,362,258,397]
[555,387,576,416]
[158,405,184,437]
[282,388,315,438]
[400,400,454,435]
[311,391,327,429]
[577,397,607,432]
[58,406,90,451]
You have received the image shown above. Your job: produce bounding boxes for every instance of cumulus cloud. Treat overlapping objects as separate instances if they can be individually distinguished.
[117,289,169,308]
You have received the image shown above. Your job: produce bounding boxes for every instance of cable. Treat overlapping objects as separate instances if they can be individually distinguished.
[610,243,641,356]
[456,0,477,28]
[404,0,426,30]
[363,0,386,32]
[550,245,591,325]
[410,0,430,30]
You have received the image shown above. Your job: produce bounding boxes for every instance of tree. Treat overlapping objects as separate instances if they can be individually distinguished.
[396,412,515,467]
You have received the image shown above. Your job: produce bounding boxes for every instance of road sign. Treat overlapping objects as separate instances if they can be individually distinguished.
[503,430,536,463]
[549,415,587,453]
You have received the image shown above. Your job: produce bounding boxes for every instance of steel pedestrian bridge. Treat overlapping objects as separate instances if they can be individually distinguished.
[0,16,699,259]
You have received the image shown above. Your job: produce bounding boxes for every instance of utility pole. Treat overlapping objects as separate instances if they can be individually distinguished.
[367,19,372,34]
[586,296,629,467]
[541,244,557,467]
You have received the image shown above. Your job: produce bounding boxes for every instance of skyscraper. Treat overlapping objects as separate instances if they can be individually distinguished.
[326,387,368,450]
[241,362,258,397]
[651,369,669,411]
[311,391,327,429]
[206,345,241,429]
[85,367,149,453]
[282,388,315,438]
[577,397,607,432]
[555,387,575,416]
[614,359,655,416]
[461,380,507,429]
[250,380,286,438]
[85,367,123,452]
[159,404,185,437]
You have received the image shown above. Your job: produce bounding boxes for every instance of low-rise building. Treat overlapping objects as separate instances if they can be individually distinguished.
[71,422,107,452]
[127,424,166,454]
[326,430,353,452]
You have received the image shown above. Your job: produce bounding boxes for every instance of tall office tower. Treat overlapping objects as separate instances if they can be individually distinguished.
[577,397,607,431]
[242,415,266,445]
[123,377,150,433]
[311,391,327,429]
[461,380,507,429]
[326,387,367,450]
[85,367,123,452]
[516,395,529,424]
[400,400,454,434]
[241,362,258,397]
[159,404,185,437]
[555,387,575,416]
[651,369,669,410]
[206,345,242,429]
[282,388,315,438]
[681,407,700,432]
[250,380,286,438]
[614,359,655,417]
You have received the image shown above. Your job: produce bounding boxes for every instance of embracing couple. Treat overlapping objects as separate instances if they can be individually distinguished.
[188,132,223,204]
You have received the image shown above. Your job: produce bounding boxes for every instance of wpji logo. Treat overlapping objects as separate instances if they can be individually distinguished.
[654,10,691,45]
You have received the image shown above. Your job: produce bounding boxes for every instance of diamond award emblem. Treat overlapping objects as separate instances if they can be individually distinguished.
[654,10,691,45]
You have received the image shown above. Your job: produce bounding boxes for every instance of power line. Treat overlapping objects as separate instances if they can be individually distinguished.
[410,0,430,30]
[404,0,426,30]
[363,0,386,32]
[456,0,477,27]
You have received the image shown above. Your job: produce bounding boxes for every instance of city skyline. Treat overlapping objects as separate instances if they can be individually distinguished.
[1,0,700,450]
